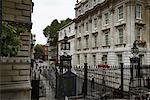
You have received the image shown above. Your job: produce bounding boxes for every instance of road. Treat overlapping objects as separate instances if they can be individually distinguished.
[33,60,57,100]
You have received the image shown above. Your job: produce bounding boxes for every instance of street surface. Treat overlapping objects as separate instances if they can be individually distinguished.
[39,75,56,100]
[34,60,57,100]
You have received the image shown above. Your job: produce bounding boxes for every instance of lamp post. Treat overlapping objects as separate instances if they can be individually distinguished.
[130,40,143,99]
[131,40,139,57]
[60,34,71,74]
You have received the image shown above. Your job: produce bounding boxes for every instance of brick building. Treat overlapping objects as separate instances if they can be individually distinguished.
[0,0,33,100]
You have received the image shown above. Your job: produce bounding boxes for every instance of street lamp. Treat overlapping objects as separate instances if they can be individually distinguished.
[61,34,70,50]
[59,34,71,74]
[131,40,139,57]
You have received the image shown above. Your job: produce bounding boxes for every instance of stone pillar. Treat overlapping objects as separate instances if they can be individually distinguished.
[126,1,136,47]
[1,0,33,100]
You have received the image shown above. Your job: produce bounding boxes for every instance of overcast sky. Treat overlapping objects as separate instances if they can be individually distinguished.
[31,0,76,45]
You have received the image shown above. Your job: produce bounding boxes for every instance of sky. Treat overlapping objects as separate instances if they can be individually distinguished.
[31,0,76,45]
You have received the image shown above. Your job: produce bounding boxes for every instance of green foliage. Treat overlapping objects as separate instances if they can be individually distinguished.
[0,22,26,57]
[43,18,72,46]
[34,44,44,60]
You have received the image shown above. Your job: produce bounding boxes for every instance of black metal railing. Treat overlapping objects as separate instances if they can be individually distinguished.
[73,64,150,99]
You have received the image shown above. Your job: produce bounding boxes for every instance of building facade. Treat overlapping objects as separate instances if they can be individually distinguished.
[74,0,150,66]
[0,0,33,100]
[58,21,75,66]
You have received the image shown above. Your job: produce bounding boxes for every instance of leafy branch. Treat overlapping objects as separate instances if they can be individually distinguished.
[0,22,27,57]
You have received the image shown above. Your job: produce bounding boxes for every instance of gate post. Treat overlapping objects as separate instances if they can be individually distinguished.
[120,63,124,98]
[83,63,88,97]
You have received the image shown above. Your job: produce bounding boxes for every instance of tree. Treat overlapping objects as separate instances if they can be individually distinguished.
[34,44,44,60]
[0,21,26,57]
[43,18,72,46]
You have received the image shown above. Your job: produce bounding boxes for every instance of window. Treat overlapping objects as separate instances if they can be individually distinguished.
[102,55,107,64]
[84,54,87,63]
[118,28,123,44]
[117,54,122,65]
[77,55,80,65]
[69,27,71,33]
[104,13,109,24]
[94,18,97,28]
[79,26,81,33]
[94,0,96,4]
[78,38,81,49]
[86,22,88,31]
[135,4,141,19]
[93,55,96,65]
[118,6,123,20]
[136,27,141,40]
[105,32,109,46]
[64,30,66,35]
[94,34,97,47]
[85,36,89,48]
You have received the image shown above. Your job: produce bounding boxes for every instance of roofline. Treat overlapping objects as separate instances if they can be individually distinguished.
[59,21,74,31]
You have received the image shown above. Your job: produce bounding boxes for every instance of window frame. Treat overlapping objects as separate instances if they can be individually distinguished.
[135,4,142,19]
[104,13,109,25]
[102,55,107,64]
[93,55,96,65]
[85,36,89,48]
[118,28,124,44]
[94,18,97,28]
[86,22,88,31]
[118,6,124,21]
[105,32,109,46]
[136,27,141,40]
[94,34,97,47]
[78,38,81,49]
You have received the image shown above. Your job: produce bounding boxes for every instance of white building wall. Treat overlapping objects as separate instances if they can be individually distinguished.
[74,0,150,66]
[58,22,75,66]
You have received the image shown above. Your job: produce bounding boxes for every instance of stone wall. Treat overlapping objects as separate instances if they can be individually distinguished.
[2,0,32,23]
[0,0,33,100]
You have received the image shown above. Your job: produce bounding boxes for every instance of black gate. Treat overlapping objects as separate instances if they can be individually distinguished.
[31,80,39,100]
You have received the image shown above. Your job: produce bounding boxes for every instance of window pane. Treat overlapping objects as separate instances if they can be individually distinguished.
[86,37,88,48]
[105,13,109,24]
[136,4,141,18]
[93,55,96,65]
[105,33,109,45]
[102,55,107,64]
[86,22,88,31]
[119,29,123,44]
[136,28,141,40]
[94,18,97,28]
[94,35,97,47]
[118,6,123,20]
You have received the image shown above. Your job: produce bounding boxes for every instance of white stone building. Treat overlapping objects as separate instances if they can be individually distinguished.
[58,21,76,66]
[74,0,150,66]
